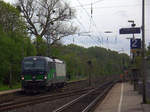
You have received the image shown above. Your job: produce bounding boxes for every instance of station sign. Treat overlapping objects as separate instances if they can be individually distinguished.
[119,27,141,34]
[130,38,141,49]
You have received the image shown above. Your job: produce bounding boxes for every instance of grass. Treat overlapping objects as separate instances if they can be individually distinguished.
[147,100,150,104]
[0,76,87,92]
[0,83,21,92]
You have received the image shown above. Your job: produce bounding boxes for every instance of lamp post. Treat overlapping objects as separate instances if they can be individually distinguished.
[128,20,136,62]
[142,0,146,103]
[128,20,136,39]
[128,20,138,90]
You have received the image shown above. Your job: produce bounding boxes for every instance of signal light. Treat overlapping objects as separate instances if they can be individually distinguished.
[21,76,24,80]
[44,76,47,80]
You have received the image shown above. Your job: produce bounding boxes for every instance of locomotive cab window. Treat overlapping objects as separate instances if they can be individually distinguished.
[23,59,46,71]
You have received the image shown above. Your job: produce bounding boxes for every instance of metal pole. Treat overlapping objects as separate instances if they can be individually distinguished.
[87,61,92,86]
[9,64,12,88]
[142,0,146,103]
[128,20,137,89]
[46,35,50,57]
[47,38,49,57]
[132,28,136,90]
[131,22,135,64]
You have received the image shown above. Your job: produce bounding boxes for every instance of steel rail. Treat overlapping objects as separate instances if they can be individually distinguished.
[53,81,114,112]
[0,87,92,111]
[82,83,114,112]
[0,80,88,105]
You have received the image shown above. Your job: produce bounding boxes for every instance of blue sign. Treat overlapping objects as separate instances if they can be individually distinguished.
[130,39,141,49]
[120,27,141,34]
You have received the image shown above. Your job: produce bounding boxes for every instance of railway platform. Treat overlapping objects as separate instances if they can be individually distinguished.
[0,88,21,103]
[0,88,21,95]
[94,82,150,112]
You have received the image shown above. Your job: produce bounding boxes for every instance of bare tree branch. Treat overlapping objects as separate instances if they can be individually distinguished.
[17,0,77,39]
[15,0,77,55]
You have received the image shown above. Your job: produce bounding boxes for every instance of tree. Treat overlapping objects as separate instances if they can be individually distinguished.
[0,26,36,85]
[0,1,26,34]
[16,0,77,54]
[0,1,36,86]
[48,44,130,81]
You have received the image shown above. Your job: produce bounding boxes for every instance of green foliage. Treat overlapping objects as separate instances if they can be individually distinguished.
[146,45,150,56]
[0,1,36,86]
[0,83,21,91]
[0,0,129,87]
[0,26,36,85]
[49,44,130,80]
[0,1,26,34]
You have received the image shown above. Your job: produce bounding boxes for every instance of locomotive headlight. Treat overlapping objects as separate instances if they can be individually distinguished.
[44,76,47,80]
[21,76,24,80]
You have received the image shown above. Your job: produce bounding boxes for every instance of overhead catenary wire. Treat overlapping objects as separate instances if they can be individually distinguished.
[61,0,103,46]
[89,0,103,46]
[74,4,150,9]
[74,0,104,8]
[74,0,142,8]
[61,0,88,33]
[74,15,99,44]
[75,0,103,45]
[75,18,101,45]
[75,18,88,32]
[75,0,120,46]
[89,1,92,33]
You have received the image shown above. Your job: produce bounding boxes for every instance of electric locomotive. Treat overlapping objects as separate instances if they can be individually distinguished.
[21,56,66,92]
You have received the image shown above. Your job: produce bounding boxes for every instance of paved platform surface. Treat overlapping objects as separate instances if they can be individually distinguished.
[0,88,21,95]
[94,82,150,112]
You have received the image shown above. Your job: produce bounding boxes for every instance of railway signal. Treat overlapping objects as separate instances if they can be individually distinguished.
[87,60,92,86]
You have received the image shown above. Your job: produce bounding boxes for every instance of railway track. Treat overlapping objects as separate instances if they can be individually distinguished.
[0,79,88,103]
[53,81,115,112]
[0,79,116,112]
[0,87,92,112]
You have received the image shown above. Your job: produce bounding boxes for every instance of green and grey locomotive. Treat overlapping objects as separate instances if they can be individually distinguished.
[21,56,66,92]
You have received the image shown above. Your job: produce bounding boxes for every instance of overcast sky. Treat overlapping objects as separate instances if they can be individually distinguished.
[4,0,150,54]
